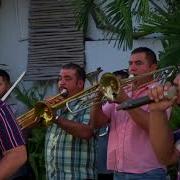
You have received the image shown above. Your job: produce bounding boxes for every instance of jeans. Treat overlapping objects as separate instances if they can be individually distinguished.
[113,168,166,180]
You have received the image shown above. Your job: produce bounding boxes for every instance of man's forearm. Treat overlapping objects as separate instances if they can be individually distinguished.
[116,91,150,132]
[127,108,150,132]
[90,104,109,128]
[56,117,94,140]
[149,110,177,165]
[0,145,27,180]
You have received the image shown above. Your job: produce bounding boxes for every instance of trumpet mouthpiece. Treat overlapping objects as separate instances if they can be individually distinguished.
[128,74,134,78]
[60,89,68,97]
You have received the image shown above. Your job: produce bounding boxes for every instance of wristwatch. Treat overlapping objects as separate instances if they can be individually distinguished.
[55,115,59,123]
[55,115,59,120]
[55,115,63,125]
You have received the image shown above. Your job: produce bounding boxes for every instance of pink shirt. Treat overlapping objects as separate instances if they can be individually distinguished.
[103,83,167,173]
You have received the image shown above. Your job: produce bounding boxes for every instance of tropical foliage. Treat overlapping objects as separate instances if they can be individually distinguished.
[72,0,180,66]
[72,0,150,49]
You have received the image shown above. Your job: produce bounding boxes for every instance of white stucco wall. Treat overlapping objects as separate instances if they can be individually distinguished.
[0,0,28,82]
[85,39,163,74]
[85,12,163,73]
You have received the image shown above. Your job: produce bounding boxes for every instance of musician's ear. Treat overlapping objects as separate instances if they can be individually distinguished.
[5,81,10,90]
[77,79,84,89]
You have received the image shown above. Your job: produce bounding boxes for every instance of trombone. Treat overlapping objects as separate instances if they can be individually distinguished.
[66,65,178,114]
[17,67,103,129]
[66,72,120,114]
[17,65,177,129]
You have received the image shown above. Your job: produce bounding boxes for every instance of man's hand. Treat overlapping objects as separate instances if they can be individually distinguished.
[148,84,177,111]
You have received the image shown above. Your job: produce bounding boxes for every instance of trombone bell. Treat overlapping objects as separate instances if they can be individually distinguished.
[66,73,120,113]
[34,101,54,127]
[100,73,120,101]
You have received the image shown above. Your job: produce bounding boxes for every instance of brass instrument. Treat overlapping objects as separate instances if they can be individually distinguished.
[17,90,68,129]
[17,65,177,129]
[66,65,178,113]
[17,67,103,129]
[66,72,120,113]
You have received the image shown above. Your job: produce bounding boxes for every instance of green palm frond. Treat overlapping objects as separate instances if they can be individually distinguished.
[159,42,180,67]
[140,10,180,35]
[72,0,153,50]
[132,0,150,21]
[14,84,35,108]
[139,3,180,67]
[103,0,133,49]
[72,0,95,33]
[169,105,180,130]
[72,0,180,51]
[28,127,46,180]
[14,81,50,108]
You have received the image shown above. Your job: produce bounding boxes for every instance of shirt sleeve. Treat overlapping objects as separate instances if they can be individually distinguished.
[78,108,90,125]
[0,101,25,153]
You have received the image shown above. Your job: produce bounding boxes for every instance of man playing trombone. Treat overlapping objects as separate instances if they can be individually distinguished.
[91,47,170,179]
[45,63,96,180]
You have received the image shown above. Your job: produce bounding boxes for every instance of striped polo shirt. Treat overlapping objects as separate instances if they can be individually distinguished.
[0,100,25,153]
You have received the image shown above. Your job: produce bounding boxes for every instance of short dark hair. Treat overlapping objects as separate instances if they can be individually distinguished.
[61,63,86,82]
[113,69,129,79]
[0,69,10,83]
[131,47,157,65]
